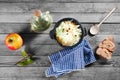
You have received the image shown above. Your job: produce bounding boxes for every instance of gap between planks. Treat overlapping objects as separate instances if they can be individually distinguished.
[0,0,120,3]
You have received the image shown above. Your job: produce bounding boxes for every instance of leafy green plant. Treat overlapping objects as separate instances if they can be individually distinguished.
[16,50,34,66]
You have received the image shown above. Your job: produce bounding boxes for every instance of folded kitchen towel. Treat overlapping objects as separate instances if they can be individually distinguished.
[45,39,96,77]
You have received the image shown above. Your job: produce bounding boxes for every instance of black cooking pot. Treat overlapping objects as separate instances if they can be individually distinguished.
[50,18,87,48]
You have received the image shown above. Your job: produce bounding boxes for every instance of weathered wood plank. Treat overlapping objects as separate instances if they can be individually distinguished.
[0,13,31,23]
[0,0,120,3]
[0,34,120,56]
[0,23,120,34]
[0,34,56,45]
[0,23,32,34]
[0,78,53,80]
[0,56,119,67]
[0,3,119,13]
[0,67,120,80]
[0,43,119,56]
[0,0,119,80]
[0,45,62,56]
[0,23,54,34]
[0,13,119,23]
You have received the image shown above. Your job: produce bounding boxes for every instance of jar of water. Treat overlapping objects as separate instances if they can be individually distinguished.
[31,10,53,32]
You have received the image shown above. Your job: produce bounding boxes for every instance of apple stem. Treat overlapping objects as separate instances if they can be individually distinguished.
[8,39,13,43]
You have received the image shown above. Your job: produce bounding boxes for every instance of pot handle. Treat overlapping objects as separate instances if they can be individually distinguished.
[49,30,55,39]
[83,28,87,36]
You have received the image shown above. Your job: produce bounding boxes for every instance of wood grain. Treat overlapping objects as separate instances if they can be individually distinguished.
[0,0,120,3]
[0,78,54,80]
[0,56,119,67]
[0,23,120,34]
[0,34,120,56]
[0,12,119,23]
[0,67,120,80]
[0,3,119,13]
[0,43,119,56]
[0,0,120,80]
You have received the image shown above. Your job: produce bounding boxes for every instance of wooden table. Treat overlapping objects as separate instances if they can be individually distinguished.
[0,0,120,80]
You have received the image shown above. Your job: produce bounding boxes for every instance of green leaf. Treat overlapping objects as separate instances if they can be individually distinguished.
[21,50,27,57]
[16,50,34,67]
[17,57,33,67]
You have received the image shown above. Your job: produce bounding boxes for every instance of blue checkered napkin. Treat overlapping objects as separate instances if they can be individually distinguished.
[52,47,85,72]
[46,67,72,77]
[49,40,85,72]
[45,39,96,77]
[46,41,85,77]
[83,40,96,65]
[49,42,84,64]
[45,67,63,77]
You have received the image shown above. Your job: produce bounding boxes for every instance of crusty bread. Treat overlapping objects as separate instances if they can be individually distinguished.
[96,36,115,59]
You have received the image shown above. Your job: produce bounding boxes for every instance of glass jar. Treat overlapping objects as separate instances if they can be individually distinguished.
[31,10,53,32]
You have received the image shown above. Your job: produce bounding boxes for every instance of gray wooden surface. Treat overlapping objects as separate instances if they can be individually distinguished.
[0,0,120,80]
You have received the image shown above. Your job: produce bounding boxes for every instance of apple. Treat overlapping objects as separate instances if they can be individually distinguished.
[5,33,23,50]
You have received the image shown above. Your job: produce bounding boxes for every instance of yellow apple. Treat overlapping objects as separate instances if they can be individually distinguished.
[5,33,23,50]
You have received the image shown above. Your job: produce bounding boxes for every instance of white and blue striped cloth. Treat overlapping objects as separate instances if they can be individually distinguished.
[45,39,96,77]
